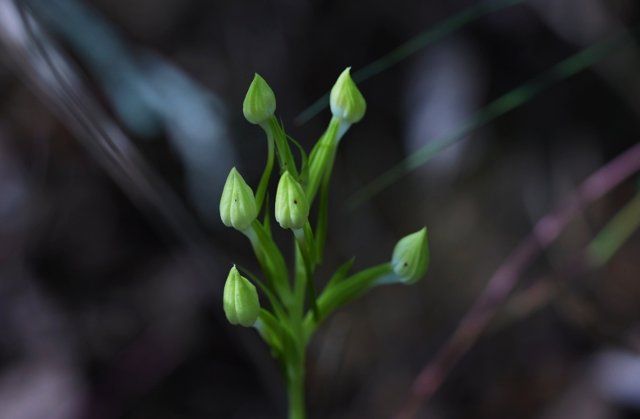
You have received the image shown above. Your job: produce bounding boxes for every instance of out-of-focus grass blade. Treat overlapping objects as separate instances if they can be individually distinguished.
[587,192,640,268]
[0,0,216,260]
[494,191,640,329]
[347,30,636,210]
[294,0,524,125]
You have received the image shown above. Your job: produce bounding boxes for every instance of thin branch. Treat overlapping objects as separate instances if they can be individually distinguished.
[393,142,640,419]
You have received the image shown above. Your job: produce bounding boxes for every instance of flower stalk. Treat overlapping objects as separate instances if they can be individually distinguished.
[220,69,430,418]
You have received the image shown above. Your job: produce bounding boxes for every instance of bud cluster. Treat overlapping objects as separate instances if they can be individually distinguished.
[217,67,429,419]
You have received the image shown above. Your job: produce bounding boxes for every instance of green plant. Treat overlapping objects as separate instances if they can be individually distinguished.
[220,68,430,419]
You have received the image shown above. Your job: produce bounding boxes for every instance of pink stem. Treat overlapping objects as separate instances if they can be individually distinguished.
[394,142,640,419]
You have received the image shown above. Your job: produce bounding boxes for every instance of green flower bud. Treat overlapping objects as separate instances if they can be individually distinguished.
[391,227,429,284]
[329,67,366,124]
[275,171,309,230]
[243,73,276,124]
[219,167,258,231]
[223,266,260,327]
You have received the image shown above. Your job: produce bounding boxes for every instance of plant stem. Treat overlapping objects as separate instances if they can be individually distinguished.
[255,135,274,209]
[287,350,306,419]
[287,253,309,419]
[263,116,298,177]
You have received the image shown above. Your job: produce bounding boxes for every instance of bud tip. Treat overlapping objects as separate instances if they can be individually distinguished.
[391,227,429,284]
[330,67,366,124]
[243,73,276,124]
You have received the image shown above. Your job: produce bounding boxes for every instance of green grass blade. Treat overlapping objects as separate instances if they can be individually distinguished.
[346,30,635,210]
[294,0,524,125]
[587,192,640,268]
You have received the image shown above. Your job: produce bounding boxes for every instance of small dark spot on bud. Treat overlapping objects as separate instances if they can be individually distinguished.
[293,200,298,205]
[403,262,408,267]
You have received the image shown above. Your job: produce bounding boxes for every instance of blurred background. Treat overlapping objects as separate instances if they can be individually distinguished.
[0,0,640,418]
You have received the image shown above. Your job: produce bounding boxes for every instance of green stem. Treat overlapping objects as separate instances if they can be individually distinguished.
[287,352,306,419]
[255,135,275,210]
[244,223,292,303]
[303,263,393,336]
[262,116,298,177]
[306,116,342,202]
[294,228,319,320]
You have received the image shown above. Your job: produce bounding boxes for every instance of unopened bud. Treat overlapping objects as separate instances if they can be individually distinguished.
[275,172,309,230]
[391,228,429,284]
[243,73,276,124]
[329,67,366,124]
[223,266,260,327]
[220,167,258,231]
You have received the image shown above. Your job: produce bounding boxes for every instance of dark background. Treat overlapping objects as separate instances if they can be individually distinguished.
[0,0,640,418]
